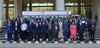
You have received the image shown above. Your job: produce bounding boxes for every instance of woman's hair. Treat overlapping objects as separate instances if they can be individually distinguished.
[72,22,75,25]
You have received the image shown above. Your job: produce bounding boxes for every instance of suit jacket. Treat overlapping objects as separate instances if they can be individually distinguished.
[11,19,15,32]
[34,23,39,32]
[6,24,12,33]
[53,22,60,32]
[84,23,89,29]
[38,23,42,32]
[62,22,69,32]
[13,22,20,31]
[28,23,33,32]
[41,22,48,32]
[78,23,85,32]
[45,23,49,32]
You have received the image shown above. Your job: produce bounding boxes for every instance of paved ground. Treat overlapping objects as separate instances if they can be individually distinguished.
[0,43,100,48]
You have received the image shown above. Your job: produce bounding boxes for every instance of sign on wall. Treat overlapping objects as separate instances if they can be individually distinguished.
[44,11,71,16]
[22,11,71,16]
[22,11,43,16]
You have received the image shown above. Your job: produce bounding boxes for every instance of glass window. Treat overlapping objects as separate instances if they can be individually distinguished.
[27,0,54,11]
[3,0,15,25]
[32,7,53,11]
[3,4,6,7]
[9,8,15,19]
[65,3,78,6]
[9,4,14,7]
[27,7,29,11]
[3,8,6,25]
[65,7,78,14]
[65,0,86,16]
[81,7,86,16]
[32,7,40,11]
[27,3,53,6]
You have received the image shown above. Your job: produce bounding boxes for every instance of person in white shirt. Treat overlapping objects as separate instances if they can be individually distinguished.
[20,20,28,41]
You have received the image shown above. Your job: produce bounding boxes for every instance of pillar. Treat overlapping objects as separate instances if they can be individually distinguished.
[0,0,4,28]
[56,0,65,11]
[14,0,22,17]
[92,0,100,26]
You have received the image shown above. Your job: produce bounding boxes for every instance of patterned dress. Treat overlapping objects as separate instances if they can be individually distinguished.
[58,21,64,39]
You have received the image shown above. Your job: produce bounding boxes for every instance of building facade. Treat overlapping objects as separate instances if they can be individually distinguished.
[0,0,99,27]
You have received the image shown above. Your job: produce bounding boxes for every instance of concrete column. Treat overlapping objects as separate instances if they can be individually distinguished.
[14,0,22,17]
[92,0,100,27]
[0,0,4,28]
[56,0,65,11]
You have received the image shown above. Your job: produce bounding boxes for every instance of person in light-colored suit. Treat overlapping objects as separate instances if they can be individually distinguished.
[58,19,63,39]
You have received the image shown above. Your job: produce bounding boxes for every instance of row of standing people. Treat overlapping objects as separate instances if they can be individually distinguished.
[6,16,96,41]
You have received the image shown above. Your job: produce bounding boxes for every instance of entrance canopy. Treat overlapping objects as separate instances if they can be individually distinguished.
[22,11,71,16]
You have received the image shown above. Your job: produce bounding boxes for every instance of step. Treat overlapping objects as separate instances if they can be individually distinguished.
[0,38,6,40]
[0,35,5,37]
[95,38,100,40]
[95,36,100,38]
[95,33,100,35]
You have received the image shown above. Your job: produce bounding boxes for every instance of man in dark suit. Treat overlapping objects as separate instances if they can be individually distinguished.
[11,18,15,33]
[48,21,53,41]
[62,19,69,41]
[38,20,42,39]
[45,20,49,39]
[78,20,85,41]
[19,16,24,40]
[53,19,60,41]
[68,18,72,39]
[41,20,48,41]
[10,18,15,41]
[27,20,34,41]
[34,20,39,41]
[13,20,20,41]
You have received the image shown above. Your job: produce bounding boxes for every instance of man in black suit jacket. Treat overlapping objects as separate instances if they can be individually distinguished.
[53,19,60,41]
[41,20,48,41]
[13,20,20,41]
[78,20,85,41]
[27,20,34,41]
[38,20,42,38]
[34,20,39,41]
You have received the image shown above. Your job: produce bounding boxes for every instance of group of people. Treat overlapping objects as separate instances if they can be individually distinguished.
[6,16,96,42]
